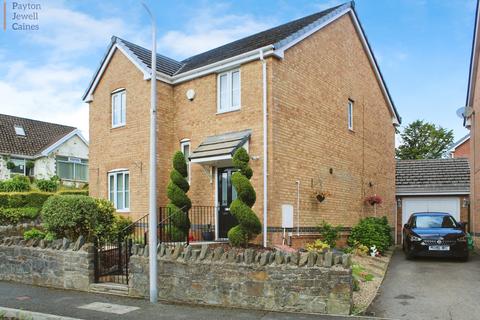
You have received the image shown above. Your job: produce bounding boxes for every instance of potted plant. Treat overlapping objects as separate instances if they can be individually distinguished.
[202,224,215,241]
[314,191,331,202]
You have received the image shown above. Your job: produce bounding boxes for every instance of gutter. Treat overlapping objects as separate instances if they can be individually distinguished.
[259,49,268,248]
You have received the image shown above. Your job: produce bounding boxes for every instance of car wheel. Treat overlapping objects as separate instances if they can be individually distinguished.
[404,243,414,260]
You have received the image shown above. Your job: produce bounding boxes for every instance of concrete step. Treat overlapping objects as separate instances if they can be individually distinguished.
[89,283,129,297]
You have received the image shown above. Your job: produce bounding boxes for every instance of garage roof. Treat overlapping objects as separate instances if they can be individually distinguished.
[396,158,470,195]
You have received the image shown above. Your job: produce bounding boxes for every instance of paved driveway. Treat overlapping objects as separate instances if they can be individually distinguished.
[368,248,480,320]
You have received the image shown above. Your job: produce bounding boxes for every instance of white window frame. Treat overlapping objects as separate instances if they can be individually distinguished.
[10,158,26,175]
[217,69,241,113]
[347,100,354,131]
[14,126,25,136]
[108,170,130,212]
[111,89,126,128]
[56,156,88,182]
[180,139,191,184]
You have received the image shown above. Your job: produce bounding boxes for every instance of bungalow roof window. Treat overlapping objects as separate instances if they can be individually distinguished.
[14,126,25,136]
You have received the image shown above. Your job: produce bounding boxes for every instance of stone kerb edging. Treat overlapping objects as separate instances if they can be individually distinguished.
[130,243,353,269]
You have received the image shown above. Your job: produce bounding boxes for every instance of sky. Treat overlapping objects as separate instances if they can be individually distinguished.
[0,0,476,142]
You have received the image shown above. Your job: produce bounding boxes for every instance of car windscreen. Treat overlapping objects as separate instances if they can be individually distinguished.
[413,215,458,229]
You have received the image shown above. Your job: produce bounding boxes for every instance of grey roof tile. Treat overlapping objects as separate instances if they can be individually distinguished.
[0,114,76,157]
[396,158,470,194]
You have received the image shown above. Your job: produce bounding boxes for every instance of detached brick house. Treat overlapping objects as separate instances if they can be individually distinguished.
[0,114,89,185]
[448,134,470,159]
[84,2,400,247]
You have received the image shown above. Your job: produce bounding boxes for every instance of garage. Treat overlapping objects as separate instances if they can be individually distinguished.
[395,158,470,243]
[401,197,460,226]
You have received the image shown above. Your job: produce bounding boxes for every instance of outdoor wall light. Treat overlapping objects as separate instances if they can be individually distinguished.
[251,156,260,160]
[397,198,402,208]
[186,89,196,101]
[462,198,470,208]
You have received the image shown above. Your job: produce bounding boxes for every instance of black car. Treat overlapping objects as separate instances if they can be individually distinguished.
[403,212,469,261]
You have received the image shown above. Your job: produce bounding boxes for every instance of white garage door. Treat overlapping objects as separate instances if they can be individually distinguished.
[402,197,461,226]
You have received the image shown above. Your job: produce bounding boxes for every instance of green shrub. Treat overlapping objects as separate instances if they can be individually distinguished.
[165,151,191,240]
[0,192,53,208]
[24,228,46,240]
[348,216,392,253]
[42,195,114,241]
[0,207,40,225]
[57,190,89,196]
[36,179,58,192]
[0,175,31,192]
[317,220,342,248]
[227,148,261,247]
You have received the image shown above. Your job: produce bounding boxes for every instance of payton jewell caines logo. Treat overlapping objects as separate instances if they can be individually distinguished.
[3,1,41,31]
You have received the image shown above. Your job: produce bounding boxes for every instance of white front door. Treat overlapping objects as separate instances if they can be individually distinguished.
[402,197,461,226]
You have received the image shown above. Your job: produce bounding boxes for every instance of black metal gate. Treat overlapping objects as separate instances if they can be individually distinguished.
[93,235,131,285]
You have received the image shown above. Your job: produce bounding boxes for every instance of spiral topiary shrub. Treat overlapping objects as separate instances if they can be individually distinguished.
[166,151,191,240]
[227,148,261,247]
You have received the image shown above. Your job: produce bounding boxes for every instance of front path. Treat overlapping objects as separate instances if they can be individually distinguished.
[368,248,480,320]
[0,281,380,320]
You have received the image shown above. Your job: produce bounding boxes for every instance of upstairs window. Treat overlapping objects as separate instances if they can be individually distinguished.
[218,69,240,113]
[180,140,191,183]
[14,126,25,136]
[108,170,130,211]
[347,100,354,131]
[112,89,126,128]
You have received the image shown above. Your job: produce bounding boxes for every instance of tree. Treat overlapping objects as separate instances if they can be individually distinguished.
[396,120,454,160]
[166,151,191,241]
[227,148,262,247]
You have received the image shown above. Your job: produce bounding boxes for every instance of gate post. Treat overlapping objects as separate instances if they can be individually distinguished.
[93,237,99,283]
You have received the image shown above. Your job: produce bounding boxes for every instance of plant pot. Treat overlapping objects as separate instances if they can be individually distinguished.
[202,231,215,241]
[316,194,326,202]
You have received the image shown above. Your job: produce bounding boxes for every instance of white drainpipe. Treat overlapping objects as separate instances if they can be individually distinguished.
[259,50,268,248]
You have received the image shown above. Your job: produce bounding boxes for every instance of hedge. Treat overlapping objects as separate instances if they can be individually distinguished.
[0,192,53,208]
[0,207,40,225]
[0,190,89,209]
[57,190,89,196]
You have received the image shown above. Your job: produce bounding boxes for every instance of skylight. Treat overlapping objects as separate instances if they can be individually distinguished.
[14,126,25,136]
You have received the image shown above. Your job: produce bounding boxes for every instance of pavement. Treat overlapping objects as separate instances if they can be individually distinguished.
[0,281,380,320]
[368,248,480,320]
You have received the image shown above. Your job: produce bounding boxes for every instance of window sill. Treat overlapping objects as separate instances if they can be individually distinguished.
[216,108,241,115]
[111,124,126,129]
[116,209,130,213]
[348,128,355,133]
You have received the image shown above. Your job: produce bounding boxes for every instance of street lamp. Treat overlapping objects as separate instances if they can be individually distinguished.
[140,0,158,304]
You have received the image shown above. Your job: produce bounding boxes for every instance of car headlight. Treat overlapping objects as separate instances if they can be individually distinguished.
[409,235,422,242]
[457,236,467,242]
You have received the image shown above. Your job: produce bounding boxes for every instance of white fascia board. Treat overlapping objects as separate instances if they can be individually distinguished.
[83,42,151,103]
[396,191,470,196]
[39,130,89,157]
[190,155,231,164]
[1,153,35,160]
[168,45,275,85]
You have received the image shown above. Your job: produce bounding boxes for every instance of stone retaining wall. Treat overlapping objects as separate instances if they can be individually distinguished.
[0,222,39,239]
[0,236,93,291]
[129,244,353,315]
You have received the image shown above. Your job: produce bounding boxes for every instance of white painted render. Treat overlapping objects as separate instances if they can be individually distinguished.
[0,134,89,182]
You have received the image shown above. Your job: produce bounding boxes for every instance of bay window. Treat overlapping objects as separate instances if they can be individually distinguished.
[56,156,88,181]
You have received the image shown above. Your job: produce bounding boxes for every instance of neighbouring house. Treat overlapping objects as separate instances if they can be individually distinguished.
[84,2,400,247]
[464,0,480,240]
[396,158,470,243]
[0,114,89,186]
[448,134,470,159]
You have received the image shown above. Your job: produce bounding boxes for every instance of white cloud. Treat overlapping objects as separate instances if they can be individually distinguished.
[0,61,91,137]
[160,6,272,58]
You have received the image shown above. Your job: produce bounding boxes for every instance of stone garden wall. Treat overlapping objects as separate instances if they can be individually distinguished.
[129,244,353,315]
[0,236,93,291]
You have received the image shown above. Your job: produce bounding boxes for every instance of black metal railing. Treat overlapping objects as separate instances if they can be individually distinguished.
[93,206,218,285]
